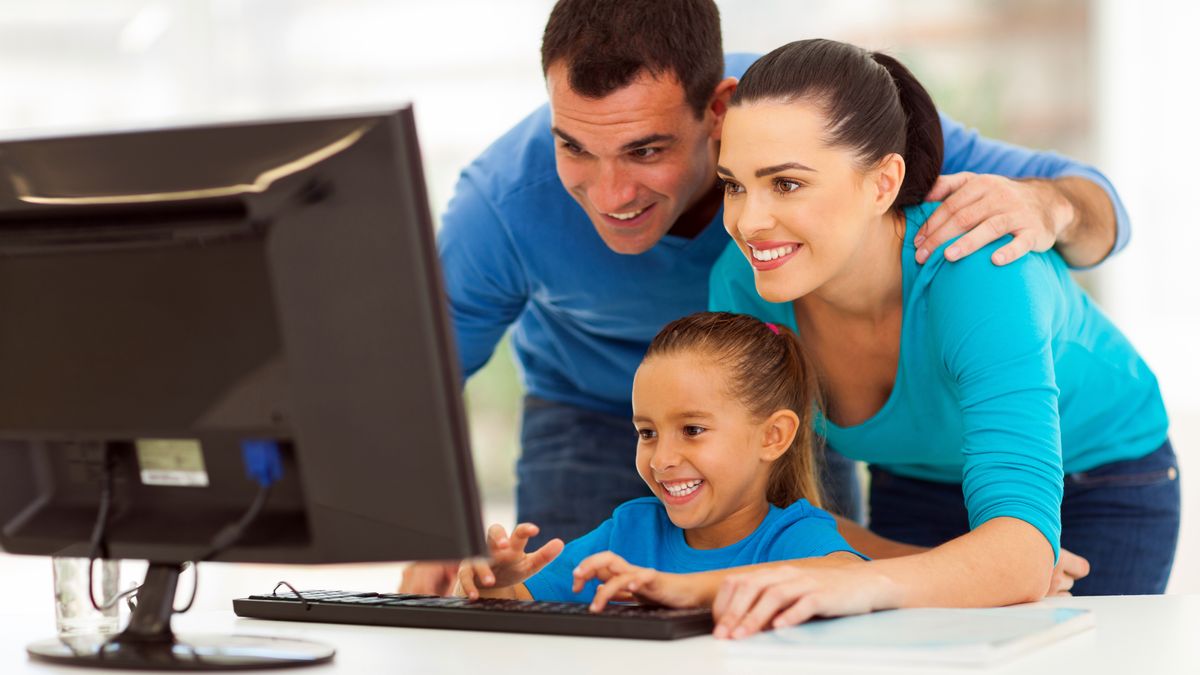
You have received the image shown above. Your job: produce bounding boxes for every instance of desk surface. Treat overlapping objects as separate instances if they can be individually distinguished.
[2,594,1198,674]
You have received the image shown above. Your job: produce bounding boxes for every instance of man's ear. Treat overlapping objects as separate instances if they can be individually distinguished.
[708,77,738,141]
[871,153,906,214]
[759,409,800,462]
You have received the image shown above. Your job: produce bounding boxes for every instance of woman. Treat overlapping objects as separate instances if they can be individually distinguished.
[706,39,1178,638]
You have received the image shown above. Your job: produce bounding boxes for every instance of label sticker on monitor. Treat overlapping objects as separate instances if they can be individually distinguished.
[135,439,209,487]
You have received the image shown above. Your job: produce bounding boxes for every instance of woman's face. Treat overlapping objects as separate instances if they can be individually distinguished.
[716,101,891,303]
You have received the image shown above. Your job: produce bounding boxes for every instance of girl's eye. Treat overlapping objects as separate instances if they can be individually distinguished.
[774,178,802,194]
[637,428,657,440]
[683,425,706,437]
[722,180,743,196]
[631,147,660,159]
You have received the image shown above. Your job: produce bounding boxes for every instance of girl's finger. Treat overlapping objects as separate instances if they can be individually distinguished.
[472,558,496,587]
[486,524,510,552]
[508,522,539,554]
[524,538,565,577]
[590,572,636,611]
[458,563,479,600]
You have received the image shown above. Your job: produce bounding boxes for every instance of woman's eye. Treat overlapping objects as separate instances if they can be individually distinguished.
[722,180,743,196]
[683,425,706,437]
[774,178,802,194]
[637,428,657,440]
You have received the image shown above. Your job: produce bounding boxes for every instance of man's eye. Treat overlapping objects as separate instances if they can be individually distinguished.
[683,425,706,437]
[774,178,802,193]
[637,428,657,440]
[631,147,660,159]
[722,180,743,196]
[560,141,584,155]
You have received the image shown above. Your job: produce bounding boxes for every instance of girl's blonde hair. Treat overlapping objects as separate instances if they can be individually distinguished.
[643,311,824,508]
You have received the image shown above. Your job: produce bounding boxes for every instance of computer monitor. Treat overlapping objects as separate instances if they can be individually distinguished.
[0,107,486,669]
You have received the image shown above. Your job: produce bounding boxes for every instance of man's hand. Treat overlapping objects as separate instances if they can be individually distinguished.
[1047,548,1090,596]
[572,552,702,611]
[399,561,459,596]
[915,172,1076,267]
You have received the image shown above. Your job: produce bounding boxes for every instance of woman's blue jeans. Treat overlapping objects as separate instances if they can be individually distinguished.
[516,396,863,549]
[867,439,1181,595]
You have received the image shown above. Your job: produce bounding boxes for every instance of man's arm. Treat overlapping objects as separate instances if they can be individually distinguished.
[437,170,531,381]
[914,113,1129,269]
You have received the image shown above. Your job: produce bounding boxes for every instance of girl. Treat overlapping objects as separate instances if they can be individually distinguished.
[456,312,864,610]
[706,39,1178,637]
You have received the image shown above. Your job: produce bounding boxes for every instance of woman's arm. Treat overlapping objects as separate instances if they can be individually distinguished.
[711,517,1052,638]
[576,551,864,610]
[833,516,927,559]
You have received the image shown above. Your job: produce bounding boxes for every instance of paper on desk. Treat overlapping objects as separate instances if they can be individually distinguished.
[725,607,1094,667]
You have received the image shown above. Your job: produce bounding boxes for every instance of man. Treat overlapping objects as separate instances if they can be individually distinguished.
[405,0,1126,593]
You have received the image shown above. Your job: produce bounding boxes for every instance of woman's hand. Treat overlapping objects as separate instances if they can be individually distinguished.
[1047,548,1090,596]
[572,552,702,611]
[457,523,563,599]
[711,565,900,639]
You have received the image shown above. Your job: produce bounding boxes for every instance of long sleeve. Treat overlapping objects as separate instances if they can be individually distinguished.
[436,171,531,381]
[925,235,1066,561]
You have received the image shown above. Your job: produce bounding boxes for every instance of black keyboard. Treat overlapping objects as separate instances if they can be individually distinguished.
[233,590,713,640]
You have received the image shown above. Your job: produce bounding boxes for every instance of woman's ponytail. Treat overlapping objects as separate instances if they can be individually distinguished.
[869,52,944,207]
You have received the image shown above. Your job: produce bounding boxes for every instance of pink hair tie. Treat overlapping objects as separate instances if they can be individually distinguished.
[765,322,781,335]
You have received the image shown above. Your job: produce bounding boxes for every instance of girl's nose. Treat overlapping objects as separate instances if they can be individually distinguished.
[649,442,683,474]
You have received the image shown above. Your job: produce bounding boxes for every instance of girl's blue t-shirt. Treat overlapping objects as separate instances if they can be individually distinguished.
[708,202,1169,561]
[524,496,863,603]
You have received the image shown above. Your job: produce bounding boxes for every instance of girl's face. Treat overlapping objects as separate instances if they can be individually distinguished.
[631,351,794,548]
[716,101,899,302]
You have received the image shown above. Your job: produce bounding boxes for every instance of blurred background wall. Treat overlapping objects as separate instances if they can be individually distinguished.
[0,0,1195,609]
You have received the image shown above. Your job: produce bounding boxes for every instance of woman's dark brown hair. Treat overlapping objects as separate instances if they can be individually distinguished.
[730,39,944,210]
[644,312,823,509]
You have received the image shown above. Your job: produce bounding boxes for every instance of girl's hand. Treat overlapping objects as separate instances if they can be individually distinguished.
[572,552,701,611]
[711,565,900,640]
[457,523,563,599]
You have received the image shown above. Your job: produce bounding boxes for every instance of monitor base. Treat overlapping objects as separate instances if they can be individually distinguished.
[27,562,334,670]
[27,633,334,670]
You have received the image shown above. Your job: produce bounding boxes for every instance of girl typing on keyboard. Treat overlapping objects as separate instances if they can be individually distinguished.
[454,312,865,615]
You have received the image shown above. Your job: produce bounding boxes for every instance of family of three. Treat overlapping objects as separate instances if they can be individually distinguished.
[406,0,1180,638]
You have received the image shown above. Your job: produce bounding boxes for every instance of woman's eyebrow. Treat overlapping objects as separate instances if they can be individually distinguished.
[755,161,815,177]
[716,164,735,177]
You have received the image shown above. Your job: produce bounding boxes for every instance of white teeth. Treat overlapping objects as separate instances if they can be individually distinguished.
[607,207,647,220]
[662,479,704,498]
[751,245,795,262]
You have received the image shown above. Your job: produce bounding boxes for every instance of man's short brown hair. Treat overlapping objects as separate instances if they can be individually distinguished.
[541,0,724,119]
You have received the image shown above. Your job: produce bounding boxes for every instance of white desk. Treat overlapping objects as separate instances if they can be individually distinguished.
[3,595,1198,674]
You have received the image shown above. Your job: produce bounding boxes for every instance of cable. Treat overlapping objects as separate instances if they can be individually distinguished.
[174,483,273,615]
[86,447,115,612]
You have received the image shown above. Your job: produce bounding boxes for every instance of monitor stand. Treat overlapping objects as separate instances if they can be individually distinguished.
[26,562,335,670]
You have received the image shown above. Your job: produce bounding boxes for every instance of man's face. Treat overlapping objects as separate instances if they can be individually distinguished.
[547,61,724,255]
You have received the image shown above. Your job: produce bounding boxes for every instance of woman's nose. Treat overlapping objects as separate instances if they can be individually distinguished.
[735,194,775,239]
